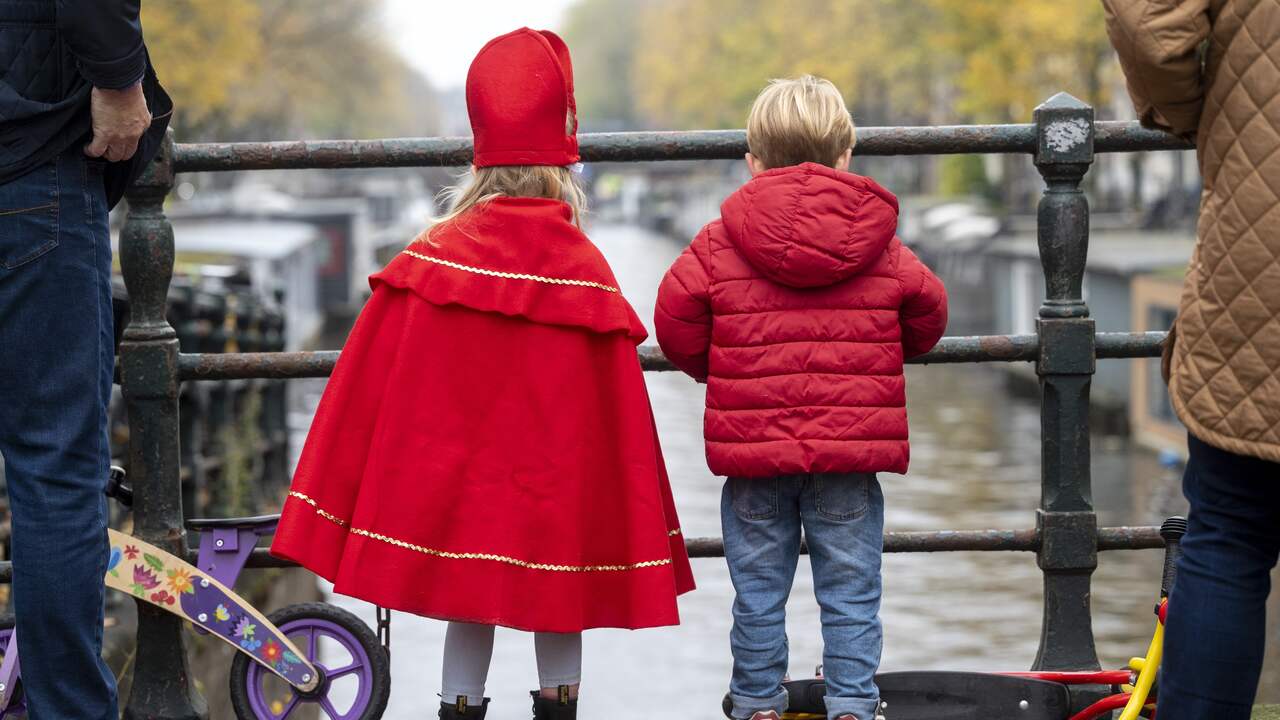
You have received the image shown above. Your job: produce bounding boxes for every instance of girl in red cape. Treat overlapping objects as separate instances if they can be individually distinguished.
[271,27,694,720]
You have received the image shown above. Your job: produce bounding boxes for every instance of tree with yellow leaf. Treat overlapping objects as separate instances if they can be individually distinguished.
[142,0,437,141]
[929,0,1113,122]
[140,0,262,134]
[623,0,1114,129]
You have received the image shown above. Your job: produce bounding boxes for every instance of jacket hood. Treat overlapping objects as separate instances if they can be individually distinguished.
[720,163,900,288]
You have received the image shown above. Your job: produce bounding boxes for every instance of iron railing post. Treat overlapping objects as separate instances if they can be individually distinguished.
[1031,93,1100,671]
[118,130,209,720]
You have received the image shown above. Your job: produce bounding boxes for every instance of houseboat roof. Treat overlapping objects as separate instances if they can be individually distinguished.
[166,219,321,260]
[984,229,1195,276]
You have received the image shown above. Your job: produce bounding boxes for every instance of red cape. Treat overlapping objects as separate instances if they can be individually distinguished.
[272,198,694,632]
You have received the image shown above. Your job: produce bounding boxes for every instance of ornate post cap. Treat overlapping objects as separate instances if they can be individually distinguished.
[1034,92,1094,167]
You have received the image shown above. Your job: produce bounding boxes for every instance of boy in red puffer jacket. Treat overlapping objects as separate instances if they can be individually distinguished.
[655,75,947,720]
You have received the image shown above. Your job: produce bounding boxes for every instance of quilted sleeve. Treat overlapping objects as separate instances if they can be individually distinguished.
[1101,0,1211,138]
[654,228,713,382]
[898,243,948,359]
[56,0,146,89]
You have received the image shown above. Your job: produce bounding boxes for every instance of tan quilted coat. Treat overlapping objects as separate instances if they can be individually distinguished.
[1105,0,1280,462]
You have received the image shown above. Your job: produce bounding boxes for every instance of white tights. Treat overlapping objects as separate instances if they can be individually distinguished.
[440,622,583,705]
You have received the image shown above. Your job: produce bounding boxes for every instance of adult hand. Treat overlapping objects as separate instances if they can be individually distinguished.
[84,82,151,162]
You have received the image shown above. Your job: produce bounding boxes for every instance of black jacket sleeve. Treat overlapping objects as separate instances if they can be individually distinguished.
[55,0,146,89]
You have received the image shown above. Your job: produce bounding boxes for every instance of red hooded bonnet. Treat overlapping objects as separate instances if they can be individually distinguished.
[466,27,579,167]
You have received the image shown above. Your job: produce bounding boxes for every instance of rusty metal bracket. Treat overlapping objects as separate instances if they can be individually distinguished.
[1037,320,1097,376]
[1036,511,1099,572]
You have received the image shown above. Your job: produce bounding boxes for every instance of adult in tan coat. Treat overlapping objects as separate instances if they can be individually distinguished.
[1104,1,1280,718]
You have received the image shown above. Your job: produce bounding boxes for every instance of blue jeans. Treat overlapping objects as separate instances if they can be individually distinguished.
[1159,434,1280,720]
[721,474,884,720]
[0,150,117,719]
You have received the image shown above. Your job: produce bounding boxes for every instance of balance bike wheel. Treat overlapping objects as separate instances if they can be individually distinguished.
[229,602,389,720]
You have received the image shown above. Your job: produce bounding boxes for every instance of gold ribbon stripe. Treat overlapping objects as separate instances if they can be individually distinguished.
[287,491,672,573]
[403,249,619,293]
[288,490,348,527]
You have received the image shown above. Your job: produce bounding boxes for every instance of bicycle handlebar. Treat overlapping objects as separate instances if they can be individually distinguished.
[106,466,133,508]
[1159,516,1187,600]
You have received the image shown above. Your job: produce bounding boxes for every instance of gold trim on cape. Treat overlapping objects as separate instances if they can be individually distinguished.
[287,491,672,573]
[288,491,348,527]
[403,249,619,293]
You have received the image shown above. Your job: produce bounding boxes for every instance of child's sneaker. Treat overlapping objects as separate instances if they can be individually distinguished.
[747,713,781,720]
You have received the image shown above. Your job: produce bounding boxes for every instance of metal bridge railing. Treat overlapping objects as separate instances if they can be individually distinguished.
[108,91,1193,718]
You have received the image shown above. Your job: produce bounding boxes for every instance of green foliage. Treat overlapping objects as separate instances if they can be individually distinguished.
[929,0,1112,122]
[632,0,883,129]
[938,155,993,199]
[562,0,642,129]
[143,0,438,141]
[217,388,262,517]
[592,0,1115,130]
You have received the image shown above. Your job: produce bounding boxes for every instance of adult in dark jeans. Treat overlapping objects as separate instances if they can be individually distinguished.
[1103,1,1280,718]
[0,1,170,717]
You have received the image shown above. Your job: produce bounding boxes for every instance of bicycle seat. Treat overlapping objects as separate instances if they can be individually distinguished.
[185,514,281,533]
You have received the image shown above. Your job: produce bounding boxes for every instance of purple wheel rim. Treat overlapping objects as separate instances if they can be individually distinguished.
[244,617,375,720]
[0,627,24,719]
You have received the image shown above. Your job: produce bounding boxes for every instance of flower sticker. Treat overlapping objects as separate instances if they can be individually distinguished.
[166,567,195,595]
[239,637,262,652]
[124,545,140,560]
[150,590,176,606]
[214,605,230,622]
[131,565,161,596]
[263,640,282,664]
[232,616,256,639]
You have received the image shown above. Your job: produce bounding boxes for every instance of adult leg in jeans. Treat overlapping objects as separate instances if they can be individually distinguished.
[722,477,802,719]
[0,151,117,719]
[1160,434,1280,720]
[802,473,883,720]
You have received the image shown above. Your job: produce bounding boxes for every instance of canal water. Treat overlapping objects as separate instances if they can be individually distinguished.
[291,222,1276,718]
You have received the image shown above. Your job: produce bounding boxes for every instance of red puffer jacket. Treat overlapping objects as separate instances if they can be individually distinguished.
[655,163,948,478]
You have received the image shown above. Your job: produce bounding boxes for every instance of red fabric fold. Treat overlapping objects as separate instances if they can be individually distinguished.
[273,199,693,632]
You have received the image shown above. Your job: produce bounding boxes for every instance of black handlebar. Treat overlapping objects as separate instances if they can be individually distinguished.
[1159,516,1187,600]
[106,466,133,507]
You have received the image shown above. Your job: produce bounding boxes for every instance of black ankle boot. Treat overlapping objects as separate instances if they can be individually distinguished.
[530,686,577,719]
[439,697,489,719]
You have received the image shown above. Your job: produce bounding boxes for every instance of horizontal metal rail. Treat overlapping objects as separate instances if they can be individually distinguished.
[171,121,1190,173]
[101,93,1187,713]
[0,525,1162,582]
[174,331,1167,381]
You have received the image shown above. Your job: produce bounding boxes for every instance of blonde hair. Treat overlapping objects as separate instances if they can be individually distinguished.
[427,164,587,243]
[746,75,856,170]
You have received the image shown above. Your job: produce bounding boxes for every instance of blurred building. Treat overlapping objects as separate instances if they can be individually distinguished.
[1129,272,1185,456]
[984,228,1194,444]
[163,219,325,350]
